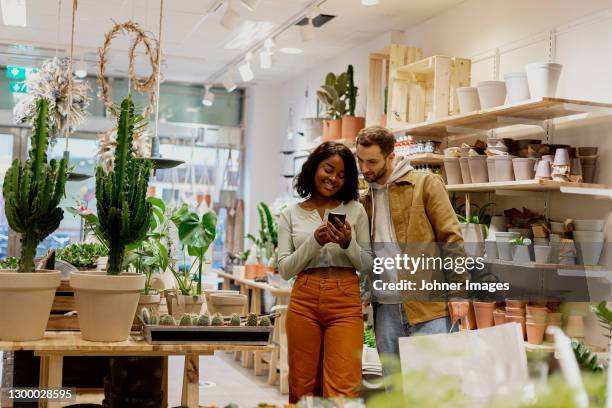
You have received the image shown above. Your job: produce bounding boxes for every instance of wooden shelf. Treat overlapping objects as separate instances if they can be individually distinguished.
[525,342,555,353]
[390,97,612,137]
[482,258,606,271]
[446,179,612,193]
[404,153,445,164]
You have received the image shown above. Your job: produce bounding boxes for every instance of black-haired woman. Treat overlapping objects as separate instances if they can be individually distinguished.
[277,141,372,402]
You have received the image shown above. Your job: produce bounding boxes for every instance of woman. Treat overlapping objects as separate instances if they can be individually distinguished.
[278,141,372,403]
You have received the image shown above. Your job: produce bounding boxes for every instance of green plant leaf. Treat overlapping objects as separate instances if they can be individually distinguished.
[178,210,217,253]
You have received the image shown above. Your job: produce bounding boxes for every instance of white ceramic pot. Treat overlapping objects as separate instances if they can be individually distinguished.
[459,157,472,184]
[525,62,562,99]
[573,231,605,265]
[443,157,463,185]
[363,346,381,365]
[535,159,552,180]
[134,292,161,327]
[494,155,515,182]
[0,269,61,341]
[487,216,509,241]
[513,244,532,264]
[533,245,552,263]
[456,87,481,113]
[486,157,496,182]
[468,156,488,183]
[572,219,605,232]
[168,293,206,319]
[461,223,486,257]
[504,72,530,103]
[512,158,537,181]
[485,240,498,259]
[476,81,507,109]
[508,228,533,239]
[496,232,521,261]
[208,293,247,316]
[71,271,145,342]
[553,148,570,166]
[233,265,246,280]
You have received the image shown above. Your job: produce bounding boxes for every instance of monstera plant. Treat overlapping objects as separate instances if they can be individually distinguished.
[0,98,65,341]
[317,71,348,120]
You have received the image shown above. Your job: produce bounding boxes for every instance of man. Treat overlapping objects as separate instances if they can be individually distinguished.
[355,126,468,376]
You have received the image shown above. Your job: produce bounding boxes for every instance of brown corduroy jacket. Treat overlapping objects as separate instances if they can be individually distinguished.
[361,170,466,325]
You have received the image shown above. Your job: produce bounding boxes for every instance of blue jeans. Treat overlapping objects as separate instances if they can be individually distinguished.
[374,303,454,378]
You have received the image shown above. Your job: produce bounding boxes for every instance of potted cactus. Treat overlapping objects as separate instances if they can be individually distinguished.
[0,99,66,341]
[341,65,365,140]
[317,71,347,140]
[70,95,152,342]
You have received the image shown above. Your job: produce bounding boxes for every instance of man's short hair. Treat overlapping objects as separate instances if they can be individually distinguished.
[356,126,395,156]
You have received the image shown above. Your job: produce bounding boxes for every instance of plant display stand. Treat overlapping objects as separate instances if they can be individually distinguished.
[0,332,274,408]
[388,55,471,129]
[366,44,423,126]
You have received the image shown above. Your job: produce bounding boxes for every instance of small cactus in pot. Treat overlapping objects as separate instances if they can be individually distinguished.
[229,313,241,326]
[246,312,258,327]
[211,312,224,326]
[259,316,271,327]
[196,313,211,326]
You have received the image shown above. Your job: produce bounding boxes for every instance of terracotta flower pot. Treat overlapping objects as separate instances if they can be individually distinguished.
[0,269,61,341]
[327,119,342,140]
[505,306,525,317]
[526,322,546,345]
[341,116,365,140]
[493,308,506,326]
[244,264,260,279]
[71,271,145,342]
[473,301,496,329]
[565,315,585,339]
[505,299,528,309]
[506,315,526,339]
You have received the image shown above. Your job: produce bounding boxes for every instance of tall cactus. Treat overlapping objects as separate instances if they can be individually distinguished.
[346,64,358,117]
[2,99,68,272]
[96,95,152,275]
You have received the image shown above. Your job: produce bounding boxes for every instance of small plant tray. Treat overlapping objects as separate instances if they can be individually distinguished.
[140,321,273,345]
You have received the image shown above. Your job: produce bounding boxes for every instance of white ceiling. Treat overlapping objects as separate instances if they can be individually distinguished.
[0,0,464,85]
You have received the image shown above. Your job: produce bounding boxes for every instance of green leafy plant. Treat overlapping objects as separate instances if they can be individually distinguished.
[316,71,348,119]
[2,98,68,272]
[591,301,612,340]
[0,257,19,269]
[509,236,532,246]
[247,202,278,266]
[455,201,494,226]
[56,242,108,269]
[95,95,152,275]
[169,204,217,295]
[364,326,376,348]
[571,340,603,373]
[345,64,358,117]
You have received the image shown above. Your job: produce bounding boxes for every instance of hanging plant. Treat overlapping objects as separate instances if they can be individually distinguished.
[13,57,90,144]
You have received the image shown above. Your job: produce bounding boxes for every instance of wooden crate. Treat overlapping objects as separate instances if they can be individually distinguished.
[141,323,274,345]
[388,55,471,129]
[47,280,79,331]
[366,44,423,127]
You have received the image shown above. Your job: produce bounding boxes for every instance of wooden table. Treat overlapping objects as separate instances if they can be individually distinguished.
[212,270,292,370]
[0,331,273,408]
[213,269,291,315]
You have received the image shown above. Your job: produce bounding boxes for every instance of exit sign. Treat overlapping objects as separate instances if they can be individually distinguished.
[6,65,38,80]
[8,82,27,93]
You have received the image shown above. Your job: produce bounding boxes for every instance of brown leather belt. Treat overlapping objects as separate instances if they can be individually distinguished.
[304,267,356,279]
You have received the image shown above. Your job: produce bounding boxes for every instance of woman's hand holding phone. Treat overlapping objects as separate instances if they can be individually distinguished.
[314,224,333,246]
[327,217,352,249]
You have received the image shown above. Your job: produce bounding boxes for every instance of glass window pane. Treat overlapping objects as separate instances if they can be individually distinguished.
[0,134,14,259]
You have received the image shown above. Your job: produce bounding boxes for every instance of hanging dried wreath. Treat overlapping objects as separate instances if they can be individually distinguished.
[97,20,159,167]
[13,57,91,143]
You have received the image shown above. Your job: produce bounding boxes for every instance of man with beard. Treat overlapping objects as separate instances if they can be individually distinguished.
[355,126,468,378]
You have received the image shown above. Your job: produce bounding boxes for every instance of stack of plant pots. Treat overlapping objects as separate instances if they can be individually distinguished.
[572,219,606,265]
[504,300,527,340]
[579,147,598,183]
[473,301,497,329]
[526,304,548,345]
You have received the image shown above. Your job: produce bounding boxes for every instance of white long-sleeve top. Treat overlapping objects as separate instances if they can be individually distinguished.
[277,200,373,281]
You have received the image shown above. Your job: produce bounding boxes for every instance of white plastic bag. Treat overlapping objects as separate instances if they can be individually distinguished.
[399,323,528,404]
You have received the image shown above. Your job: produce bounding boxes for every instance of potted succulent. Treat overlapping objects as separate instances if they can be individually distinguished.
[166,204,217,318]
[317,71,347,140]
[510,236,532,264]
[246,202,278,279]
[70,95,153,342]
[341,65,365,140]
[0,99,66,341]
[57,242,108,270]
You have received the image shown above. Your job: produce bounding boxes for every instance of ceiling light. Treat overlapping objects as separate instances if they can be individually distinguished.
[220,4,242,31]
[238,60,254,82]
[202,85,215,107]
[224,20,276,50]
[361,0,380,5]
[300,17,315,42]
[260,50,272,69]
[1,0,26,27]
[280,47,303,55]
[222,71,237,92]
[74,59,87,78]
[240,0,260,11]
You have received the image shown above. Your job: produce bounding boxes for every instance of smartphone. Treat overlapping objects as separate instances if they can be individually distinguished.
[328,212,346,226]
